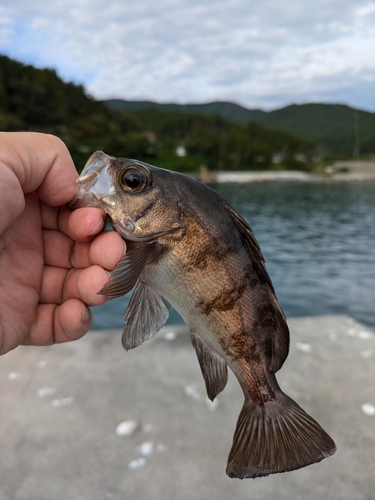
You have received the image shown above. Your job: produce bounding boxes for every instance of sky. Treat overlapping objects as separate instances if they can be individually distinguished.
[1,0,375,111]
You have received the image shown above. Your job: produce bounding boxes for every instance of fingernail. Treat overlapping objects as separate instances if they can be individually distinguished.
[89,213,106,235]
[82,307,90,323]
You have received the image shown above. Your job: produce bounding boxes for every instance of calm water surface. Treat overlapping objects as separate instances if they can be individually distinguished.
[91,180,375,330]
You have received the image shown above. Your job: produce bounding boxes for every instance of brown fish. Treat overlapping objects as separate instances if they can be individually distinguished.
[69,151,336,479]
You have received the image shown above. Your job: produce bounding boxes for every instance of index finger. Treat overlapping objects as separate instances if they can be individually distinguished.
[0,132,78,206]
[41,204,107,242]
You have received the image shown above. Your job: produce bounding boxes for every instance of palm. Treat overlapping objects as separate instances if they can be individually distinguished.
[0,194,43,348]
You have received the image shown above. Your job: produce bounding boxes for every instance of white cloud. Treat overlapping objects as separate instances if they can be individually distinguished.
[1,0,375,110]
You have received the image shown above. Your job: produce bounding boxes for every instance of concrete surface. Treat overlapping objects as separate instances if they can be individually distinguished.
[1,315,374,500]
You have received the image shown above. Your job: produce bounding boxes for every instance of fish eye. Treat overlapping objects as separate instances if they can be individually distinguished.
[119,166,149,192]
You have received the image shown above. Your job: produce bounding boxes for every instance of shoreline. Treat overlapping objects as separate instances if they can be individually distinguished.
[194,160,375,183]
[196,169,375,183]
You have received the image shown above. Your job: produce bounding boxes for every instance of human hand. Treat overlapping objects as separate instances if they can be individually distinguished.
[0,132,125,355]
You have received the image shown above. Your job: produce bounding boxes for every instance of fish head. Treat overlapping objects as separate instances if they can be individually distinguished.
[68,151,184,241]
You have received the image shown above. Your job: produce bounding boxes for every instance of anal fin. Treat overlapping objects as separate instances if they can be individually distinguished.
[190,331,228,401]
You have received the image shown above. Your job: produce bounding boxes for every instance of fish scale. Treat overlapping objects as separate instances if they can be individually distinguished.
[68,151,336,479]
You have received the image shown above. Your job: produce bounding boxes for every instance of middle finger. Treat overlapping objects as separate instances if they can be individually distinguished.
[43,229,91,269]
[40,265,110,306]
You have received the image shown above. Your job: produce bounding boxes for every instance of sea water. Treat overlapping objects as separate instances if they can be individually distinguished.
[91,180,375,329]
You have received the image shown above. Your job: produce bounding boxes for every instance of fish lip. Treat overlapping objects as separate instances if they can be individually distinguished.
[114,227,178,243]
[121,229,176,243]
[68,155,115,210]
[67,186,90,210]
[67,186,102,210]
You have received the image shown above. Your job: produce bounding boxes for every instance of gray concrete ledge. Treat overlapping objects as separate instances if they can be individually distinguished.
[1,315,375,500]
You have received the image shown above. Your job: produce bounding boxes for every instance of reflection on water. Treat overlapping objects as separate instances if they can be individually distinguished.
[91,180,375,329]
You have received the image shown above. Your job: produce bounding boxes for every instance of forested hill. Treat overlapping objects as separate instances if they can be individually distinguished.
[255,103,375,157]
[2,54,371,172]
[0,55,143,168]
[0,55,318,171]
[105,99,266,123]
[106,99,375,157]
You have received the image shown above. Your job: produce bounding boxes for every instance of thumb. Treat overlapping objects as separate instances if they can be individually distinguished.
[0,132,78,207]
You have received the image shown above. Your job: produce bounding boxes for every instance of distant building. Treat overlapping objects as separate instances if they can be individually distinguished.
[176,145,187,157]
[294,153,307,163]
[142,131,157,143]
[272,152,284,164]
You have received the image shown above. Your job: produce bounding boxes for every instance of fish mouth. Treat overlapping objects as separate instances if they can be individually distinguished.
[68,151,116,210]
[109,216,180,243]
[67,186,97,210]
[67,198,175,243]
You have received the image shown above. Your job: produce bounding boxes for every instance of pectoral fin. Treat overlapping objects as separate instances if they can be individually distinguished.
[122,281,170,350]
[99,242,155,299]
[190,331,228,401]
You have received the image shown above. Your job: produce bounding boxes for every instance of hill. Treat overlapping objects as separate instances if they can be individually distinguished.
[255,103,375,157]
[0,55,315,172]
[105,99,375,157]
[105,99,266,124]
[0,55,140,167]
[120,107,315,171]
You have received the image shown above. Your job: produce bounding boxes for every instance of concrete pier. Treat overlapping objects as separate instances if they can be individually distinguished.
[1,315,374,500]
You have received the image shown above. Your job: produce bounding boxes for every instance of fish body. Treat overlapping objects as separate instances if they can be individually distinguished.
[69,152,336,478]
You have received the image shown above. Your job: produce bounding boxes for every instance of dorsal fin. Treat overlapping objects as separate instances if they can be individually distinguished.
[223,202,274,291]
[223,201,289,372]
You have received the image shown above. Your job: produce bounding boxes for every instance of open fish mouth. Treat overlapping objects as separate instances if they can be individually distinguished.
[68,151,117,210]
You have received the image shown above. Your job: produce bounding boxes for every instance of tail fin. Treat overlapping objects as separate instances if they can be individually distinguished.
[226,393,336,479]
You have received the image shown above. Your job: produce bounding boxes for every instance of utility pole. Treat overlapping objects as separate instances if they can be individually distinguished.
[353,110,360,167]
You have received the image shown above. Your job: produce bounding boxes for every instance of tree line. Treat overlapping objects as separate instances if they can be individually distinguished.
[0,55,316,172]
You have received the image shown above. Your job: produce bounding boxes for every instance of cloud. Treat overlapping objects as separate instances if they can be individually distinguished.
[1,0,375,110]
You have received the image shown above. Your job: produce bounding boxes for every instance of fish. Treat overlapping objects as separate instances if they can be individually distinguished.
[68,151,336,479]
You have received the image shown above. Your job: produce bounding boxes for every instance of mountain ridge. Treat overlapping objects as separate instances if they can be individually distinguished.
[104,99,375,156]
[1,54,374,165]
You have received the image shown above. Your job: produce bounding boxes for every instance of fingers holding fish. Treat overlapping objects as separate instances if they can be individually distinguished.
[43,226,124,271]
[89,231,126,270]
[42,202,124,269]
[65,207,107,241]
[40,204,106,241]
[25,262,109,346]
[22,300,92,346]
[41,203,107,242]
[63,231,125,271]
[40,265,110,306]
[42,229,74,267]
